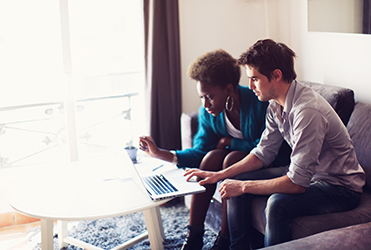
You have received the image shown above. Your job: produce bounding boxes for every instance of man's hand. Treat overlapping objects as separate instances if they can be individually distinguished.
[184,169,223,186]
[219,179,246,199]
[219,175,306,199]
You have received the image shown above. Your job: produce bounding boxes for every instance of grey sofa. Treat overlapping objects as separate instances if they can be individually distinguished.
[180,81,371,249]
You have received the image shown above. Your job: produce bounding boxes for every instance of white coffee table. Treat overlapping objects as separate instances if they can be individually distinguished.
[9,155,170,250]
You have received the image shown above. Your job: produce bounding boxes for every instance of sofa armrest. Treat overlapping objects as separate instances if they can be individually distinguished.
[347,101,371,190]
[180,112,199,150]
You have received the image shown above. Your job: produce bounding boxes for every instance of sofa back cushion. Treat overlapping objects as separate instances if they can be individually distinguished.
[181,111,199,150]
[301,81,355,125]
[347,101,371,190]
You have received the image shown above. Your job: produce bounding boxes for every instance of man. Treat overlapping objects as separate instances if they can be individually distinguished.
[185,39,365,249]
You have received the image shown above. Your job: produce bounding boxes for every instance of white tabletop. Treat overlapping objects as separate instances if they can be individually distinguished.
[9,155,169,221]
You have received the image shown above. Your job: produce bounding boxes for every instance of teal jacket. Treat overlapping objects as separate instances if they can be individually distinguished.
[175,85,269,168]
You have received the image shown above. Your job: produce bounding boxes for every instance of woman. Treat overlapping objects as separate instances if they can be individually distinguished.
[140,49,269,250]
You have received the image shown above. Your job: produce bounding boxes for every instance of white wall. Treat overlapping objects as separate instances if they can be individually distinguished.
[290,0,371,102]
[179,0,278,113]
[179,0,371,113]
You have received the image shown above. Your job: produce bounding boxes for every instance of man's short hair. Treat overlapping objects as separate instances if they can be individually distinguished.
[237,39,297,83]
[187,49,241,89]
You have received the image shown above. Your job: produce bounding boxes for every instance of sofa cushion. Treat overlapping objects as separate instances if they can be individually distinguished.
[301,81,355,125]
[347,101,371,190]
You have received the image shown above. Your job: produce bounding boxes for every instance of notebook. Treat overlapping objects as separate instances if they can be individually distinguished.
[130,158,205,201]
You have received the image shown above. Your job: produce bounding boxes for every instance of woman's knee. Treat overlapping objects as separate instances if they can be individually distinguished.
[200,149,229,171]
[222,151,248,170]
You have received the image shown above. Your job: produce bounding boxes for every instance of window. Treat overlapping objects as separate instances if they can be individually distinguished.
[0,0,145,168]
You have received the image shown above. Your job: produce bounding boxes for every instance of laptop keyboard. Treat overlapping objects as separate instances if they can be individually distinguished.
[143,174,178,195]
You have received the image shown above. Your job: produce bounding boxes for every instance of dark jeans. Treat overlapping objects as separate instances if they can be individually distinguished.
[227,167,361,249]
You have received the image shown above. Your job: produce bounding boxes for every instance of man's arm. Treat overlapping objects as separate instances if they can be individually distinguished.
[219,175,306,199]
[184,153,264,185]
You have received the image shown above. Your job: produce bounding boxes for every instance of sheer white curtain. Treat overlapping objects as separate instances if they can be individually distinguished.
[0,0,145,168]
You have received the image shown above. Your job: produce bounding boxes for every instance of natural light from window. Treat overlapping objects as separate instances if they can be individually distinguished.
[0,0,145,168]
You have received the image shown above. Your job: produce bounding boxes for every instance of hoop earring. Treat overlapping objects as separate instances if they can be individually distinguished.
[225,96,234,112]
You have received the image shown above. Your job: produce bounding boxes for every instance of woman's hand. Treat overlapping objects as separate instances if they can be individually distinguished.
[216,137,232,149]
[139,136,175,163]
[139,136,160,157]
[219,179,246,200]
[184,168,223,186]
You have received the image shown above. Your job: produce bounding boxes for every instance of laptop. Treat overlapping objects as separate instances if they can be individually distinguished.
[129,157,206,201]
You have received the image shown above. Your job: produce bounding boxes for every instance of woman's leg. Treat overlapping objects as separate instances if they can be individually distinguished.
[189,149,231,227]
[182,149,230,250]
[207,151,248,250]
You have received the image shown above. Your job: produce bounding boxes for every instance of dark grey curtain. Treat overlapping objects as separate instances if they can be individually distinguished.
[143,0,182,150]
[364,0,371,34]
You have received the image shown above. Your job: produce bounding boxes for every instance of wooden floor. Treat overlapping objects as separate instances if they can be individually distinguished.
[0,221,41,250]
[0,166,42,249]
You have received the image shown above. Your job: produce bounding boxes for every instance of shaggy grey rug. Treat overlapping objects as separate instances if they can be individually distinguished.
[30,201,217,250]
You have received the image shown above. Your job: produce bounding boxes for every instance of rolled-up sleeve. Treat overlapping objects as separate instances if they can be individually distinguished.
[286,108,328,187]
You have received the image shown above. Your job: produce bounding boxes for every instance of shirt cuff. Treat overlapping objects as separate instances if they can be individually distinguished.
[170,150,178,165]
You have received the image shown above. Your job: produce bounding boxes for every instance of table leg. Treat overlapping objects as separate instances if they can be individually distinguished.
[143,206,164,250]
[58,220,68,249]
[41,219,54,250]
[155,206,165,241]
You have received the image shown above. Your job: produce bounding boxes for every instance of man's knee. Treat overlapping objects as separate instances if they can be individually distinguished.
[265,193,292,221]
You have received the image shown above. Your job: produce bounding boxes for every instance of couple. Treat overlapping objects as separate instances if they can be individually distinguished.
[139,39,365,249]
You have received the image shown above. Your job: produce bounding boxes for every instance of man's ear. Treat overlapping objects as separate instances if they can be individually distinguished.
[272,69,283,81]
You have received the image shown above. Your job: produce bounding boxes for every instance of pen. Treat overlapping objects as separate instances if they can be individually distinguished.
[152,164,164,172]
